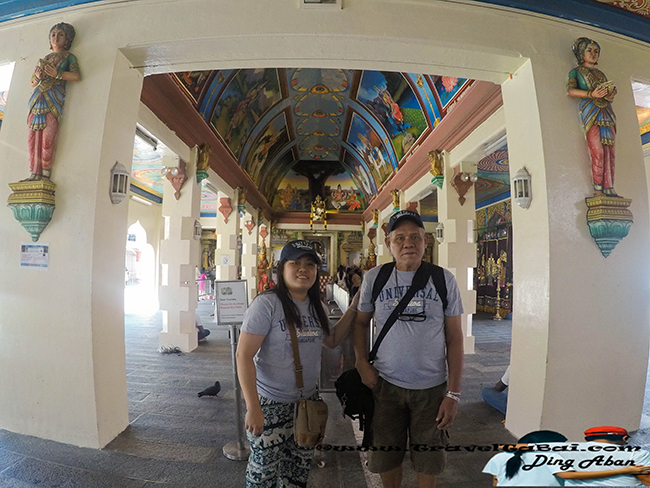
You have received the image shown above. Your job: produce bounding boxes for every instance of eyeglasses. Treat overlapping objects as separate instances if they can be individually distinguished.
[398,310,427,322]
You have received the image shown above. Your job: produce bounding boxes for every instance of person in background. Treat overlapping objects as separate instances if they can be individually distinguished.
[482,365,510,415]
[335,265,347,291]
[349,267,362,301]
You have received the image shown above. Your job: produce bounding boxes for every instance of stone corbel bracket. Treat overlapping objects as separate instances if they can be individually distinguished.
[166,160,188,200]
[219,197,232,223]
[585,195,633,257]
[7,179,56,242]
[450,170,473,206]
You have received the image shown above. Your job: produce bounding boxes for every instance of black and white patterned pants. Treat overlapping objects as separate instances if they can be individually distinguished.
[245,395,314,488]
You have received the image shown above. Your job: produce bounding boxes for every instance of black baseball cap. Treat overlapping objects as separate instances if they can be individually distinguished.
[387,210,425,234]
[280,240,322,264]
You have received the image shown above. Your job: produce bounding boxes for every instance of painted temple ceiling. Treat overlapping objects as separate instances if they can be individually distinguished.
[130,75,650,218]
[168,68,473,213]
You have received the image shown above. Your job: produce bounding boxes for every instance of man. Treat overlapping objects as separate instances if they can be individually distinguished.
[353,210,464,488]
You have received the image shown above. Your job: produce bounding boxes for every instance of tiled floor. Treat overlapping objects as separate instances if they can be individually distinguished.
[0,296,646,487]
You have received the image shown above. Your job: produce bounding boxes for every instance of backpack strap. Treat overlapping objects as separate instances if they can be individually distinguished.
[420,261,448,311]
[368,262,429,362]
[371,262,395,304]
[372,261,447,311]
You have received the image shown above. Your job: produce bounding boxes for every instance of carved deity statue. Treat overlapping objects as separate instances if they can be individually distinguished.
[567,37,618,196]
[311,195,326,221]
[25,23,80,181]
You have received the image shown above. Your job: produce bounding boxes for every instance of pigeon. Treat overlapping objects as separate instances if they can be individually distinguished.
[198,381,221,398]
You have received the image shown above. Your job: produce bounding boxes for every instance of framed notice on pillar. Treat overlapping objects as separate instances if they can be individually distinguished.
[215,280,249,324]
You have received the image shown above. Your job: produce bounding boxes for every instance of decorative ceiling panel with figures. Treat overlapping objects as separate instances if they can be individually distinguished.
[170,68,473,211]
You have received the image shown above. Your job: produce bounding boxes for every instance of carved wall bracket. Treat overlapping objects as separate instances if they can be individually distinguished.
[450,170,473,206]
[7,179,56,241]
[585,195,633,257]
[166,160,188,200]
[219,197,233,223]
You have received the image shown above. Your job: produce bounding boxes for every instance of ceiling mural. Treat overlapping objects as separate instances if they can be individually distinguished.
[272,170,311,212]
[419,191,438,222]
[171,68,474,206]
[475,147,510,208]
[594,0,650,19]
[243,108,292,187]
[432,76,472,113]
[211,69,285,160]
[345,110,396,187]
[272,170,365,213]
[130,136,164,202]
[200,186,218,217]
[356,71,429,161]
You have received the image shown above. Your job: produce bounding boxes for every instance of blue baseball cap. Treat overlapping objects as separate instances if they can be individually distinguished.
[387,210,425,234]
[280,240,321,264]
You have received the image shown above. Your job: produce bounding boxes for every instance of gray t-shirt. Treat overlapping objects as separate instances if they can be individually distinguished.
[357,263,464,389]
[241,292,324,403]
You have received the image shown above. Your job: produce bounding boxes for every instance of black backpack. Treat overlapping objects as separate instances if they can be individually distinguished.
[334,260,448,445]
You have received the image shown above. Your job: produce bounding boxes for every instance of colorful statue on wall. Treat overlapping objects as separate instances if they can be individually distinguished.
[567,37,617,196]
[311,195,327,228]
[25,23,80,181]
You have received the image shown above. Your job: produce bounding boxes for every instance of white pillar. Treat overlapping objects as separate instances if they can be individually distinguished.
[159,148,202,352]
[0,49,142,447]
[215,189,241,281]
[436,151,477,354]
[503,56,650,440]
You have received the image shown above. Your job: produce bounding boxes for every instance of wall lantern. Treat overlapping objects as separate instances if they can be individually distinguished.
[110,162,130,204]
[194,220,202,240]
[513,167,532,209]
[435,222,444,244]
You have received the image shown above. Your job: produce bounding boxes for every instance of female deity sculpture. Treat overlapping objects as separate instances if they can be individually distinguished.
[25,23,80,181]
[567,37,617,196]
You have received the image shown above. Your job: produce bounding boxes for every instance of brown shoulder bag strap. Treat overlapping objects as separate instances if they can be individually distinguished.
[287,322,304,392]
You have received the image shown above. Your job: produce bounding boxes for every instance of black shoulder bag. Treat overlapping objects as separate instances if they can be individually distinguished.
[334,262,433,446]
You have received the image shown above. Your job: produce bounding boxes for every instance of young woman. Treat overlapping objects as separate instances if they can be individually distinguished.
[236,240,359,488]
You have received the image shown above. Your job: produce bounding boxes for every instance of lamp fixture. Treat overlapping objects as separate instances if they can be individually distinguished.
[160,166,179,176]
[512,167,532,209]
[194,220,202,240]
[435,222,444,244]
[459,172,478,183]
[109,162,130,204]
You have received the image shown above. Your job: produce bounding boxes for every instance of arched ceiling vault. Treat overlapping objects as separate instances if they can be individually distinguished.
[142,68,503,221]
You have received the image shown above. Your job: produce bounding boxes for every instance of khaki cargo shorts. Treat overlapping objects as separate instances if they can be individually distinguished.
[367,378,449,475]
